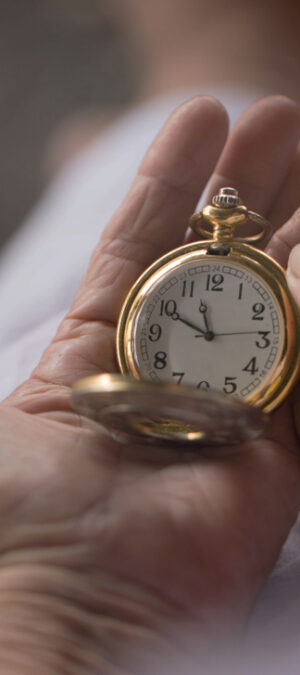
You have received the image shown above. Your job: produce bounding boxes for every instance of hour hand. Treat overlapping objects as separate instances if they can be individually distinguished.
[198,299,211,335]
[199,299,208,314]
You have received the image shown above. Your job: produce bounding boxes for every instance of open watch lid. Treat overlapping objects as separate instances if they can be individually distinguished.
[70,374,269,447]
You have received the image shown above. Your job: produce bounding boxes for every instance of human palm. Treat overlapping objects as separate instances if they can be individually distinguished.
[1,96,300,673]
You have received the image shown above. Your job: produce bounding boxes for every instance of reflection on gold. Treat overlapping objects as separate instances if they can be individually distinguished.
[133,418,206,442]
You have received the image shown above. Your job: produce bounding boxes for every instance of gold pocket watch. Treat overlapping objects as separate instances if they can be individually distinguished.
[71,188,300,447]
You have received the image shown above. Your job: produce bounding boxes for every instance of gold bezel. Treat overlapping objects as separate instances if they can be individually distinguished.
[116,240,300,413]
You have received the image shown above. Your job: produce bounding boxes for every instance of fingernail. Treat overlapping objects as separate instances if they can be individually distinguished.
[287,244,300,280]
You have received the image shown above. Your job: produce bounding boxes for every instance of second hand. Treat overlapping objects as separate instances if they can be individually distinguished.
[195,330,261,337]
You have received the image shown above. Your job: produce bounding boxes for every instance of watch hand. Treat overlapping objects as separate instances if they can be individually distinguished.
[216,331,261,336]
[173,314,214,341]
[194,330,261,337]
[174,314,206,335]
[199,299,209,332]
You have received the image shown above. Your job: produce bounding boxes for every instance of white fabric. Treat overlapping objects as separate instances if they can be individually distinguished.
[0,86,299,670]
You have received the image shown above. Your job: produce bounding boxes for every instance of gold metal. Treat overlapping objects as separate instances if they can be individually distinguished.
[71,374,269,446]
[212,187,242,208]
[71,187,300,447]
[189,190,271,243]
[117,240,300,414]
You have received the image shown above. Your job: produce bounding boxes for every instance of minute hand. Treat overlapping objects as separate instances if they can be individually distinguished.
[176,315,207,336]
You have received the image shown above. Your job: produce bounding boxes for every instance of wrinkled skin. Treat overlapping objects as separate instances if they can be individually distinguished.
[1,96,300,674]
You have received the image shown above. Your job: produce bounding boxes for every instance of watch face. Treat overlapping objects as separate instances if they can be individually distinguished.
[125,255,285,402]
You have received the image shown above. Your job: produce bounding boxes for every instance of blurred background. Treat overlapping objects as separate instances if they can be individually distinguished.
[0,0,138,248]
[0,0,299,250]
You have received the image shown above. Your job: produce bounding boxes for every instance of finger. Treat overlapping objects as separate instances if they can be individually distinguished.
[286,240,300,307]
[74,97,228,321]
[266,206,300,268]
[267,143,300,230]
[28,97,229,388]
[285,244,300,444]
[185,96,300,244]
[209,96,300,213]
[265,143,300,267]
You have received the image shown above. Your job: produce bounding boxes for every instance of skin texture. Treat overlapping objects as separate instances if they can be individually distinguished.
[0,95,300,673]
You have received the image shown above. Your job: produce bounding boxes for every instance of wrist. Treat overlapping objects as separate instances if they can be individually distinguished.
[0,564,177,674]
[0,563,242,674]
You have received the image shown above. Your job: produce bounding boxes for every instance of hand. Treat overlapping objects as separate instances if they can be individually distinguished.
[1,96,300,674]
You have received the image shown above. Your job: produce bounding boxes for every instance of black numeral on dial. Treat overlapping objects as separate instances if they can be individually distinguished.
[255,331,270,349]
[205,273,224,291]
[172,372,185,384]
[182,281,195,297]
[252,303,265,320]
[223,376,237,394]
[242,357,258,375]
[159,299,179,319]
[154,351,167,369]
[197,380,210,390]
[148,323,162,342]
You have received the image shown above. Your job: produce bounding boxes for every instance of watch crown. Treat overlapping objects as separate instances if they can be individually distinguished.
[212,187,242,208]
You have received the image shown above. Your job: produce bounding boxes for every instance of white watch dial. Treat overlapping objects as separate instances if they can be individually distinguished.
[130,258,284,400]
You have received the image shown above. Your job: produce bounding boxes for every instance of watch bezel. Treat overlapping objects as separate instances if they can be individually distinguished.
[116,240,300,413]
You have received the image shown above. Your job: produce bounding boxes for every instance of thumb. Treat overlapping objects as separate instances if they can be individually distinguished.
[287,242,300,305]
[287,242,300,441]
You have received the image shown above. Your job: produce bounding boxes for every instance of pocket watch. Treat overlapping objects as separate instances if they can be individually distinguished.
[71,188,300,447]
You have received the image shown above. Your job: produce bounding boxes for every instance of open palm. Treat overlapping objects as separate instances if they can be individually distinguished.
[2,96,300,674]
